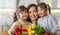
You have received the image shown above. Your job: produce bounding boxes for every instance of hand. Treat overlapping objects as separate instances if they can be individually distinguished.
[49,32,53,35]
[44,31,48,35]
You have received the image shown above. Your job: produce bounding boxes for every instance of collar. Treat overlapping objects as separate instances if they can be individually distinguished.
[32,20,37,24]
[18,19,28,25]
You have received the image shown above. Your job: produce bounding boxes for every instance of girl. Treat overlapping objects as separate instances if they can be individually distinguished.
[27,4,38,25]
[37,2,57,35]
[8,5,31,35]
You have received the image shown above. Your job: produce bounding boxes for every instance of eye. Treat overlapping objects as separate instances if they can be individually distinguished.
[34,11,37,12]
[21,12,23,14]
[25,12,28,13]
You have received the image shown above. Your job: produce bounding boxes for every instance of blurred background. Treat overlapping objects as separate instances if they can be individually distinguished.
[0,0,60,35]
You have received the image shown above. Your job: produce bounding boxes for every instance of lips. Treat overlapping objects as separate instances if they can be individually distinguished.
[23,16,28,17]
[39,13,43,15]
[31,16,35,18]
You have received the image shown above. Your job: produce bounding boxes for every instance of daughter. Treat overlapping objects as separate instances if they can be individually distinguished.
[37,3,57,35]
[8,5,31,35]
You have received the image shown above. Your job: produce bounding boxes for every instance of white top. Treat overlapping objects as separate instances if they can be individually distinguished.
[37,14,58,34]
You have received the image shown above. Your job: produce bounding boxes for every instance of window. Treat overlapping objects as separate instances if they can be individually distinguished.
[0,0,16,28]
[57,0,60,9]
[0,0,16,9]
[40,0,60,9]
[0,0,5,8]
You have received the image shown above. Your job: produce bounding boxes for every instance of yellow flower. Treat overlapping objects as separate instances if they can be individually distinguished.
[27,27,31,33]
[31,24,36,29]
[28,33,32,35]
[27,28,31,31]
[28,32,31,34]
[29,25,32,29]
[35,34,38,35]
[31,30,35,34]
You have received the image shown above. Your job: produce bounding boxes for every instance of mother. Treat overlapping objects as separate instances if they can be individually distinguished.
[27,4,38,25]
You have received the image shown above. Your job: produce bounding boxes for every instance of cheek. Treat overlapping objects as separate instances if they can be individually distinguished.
[39,11,44,14]
[29,13,32,18]
[38,11,45,17]
[26,13,28,17]
[19,13,24,18]
[34,12,38,16]
[38,11,40,15]
[19,14,23,18]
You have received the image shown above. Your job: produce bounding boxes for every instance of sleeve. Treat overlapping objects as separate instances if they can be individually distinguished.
[50,15,58,34]
[8,21,19,35]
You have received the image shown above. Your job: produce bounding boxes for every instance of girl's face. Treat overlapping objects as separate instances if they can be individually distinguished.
[19,10,28,20]
[38,6,47,17]
[29,6,38,21]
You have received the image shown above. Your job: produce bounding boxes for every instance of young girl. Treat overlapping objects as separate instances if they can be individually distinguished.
[8,5,31,35]
[37,3,57,35]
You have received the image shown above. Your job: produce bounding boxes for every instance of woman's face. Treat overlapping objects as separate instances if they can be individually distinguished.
[19,10,28,20]
[38,6,47,17]
[28,6,38,21]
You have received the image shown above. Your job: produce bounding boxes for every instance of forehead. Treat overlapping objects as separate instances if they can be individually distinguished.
[38,6,46,10]
[38,6,43,10]
[20,10,28,12]
[29,6,37,11]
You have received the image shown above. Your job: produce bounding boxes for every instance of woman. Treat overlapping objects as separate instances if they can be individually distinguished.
[27,4,38,25]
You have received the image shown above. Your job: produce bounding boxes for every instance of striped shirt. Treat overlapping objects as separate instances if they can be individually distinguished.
[37,14,58,34]
[8,20,31,35]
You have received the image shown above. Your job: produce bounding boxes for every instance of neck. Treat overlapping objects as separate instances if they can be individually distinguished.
[32,20,37,25]
[32,20,36,22]
[21,19,27,22]
[32,20,37,23]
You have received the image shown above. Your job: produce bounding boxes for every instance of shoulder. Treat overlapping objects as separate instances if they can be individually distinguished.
[13,21,21,25]
[37,18,41,24]
[48,14,56,19]
[48,14,57,21]
[37,18,41,22]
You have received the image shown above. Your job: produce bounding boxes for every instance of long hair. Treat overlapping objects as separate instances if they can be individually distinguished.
[14,12,17,22]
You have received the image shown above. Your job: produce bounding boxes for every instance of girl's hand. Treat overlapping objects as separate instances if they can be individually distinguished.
[49,32,53,35]
[44,31,48,35]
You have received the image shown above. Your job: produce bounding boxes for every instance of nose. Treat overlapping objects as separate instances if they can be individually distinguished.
[23,13,26,16]
[31,12,34,16]
[38,11,41,14]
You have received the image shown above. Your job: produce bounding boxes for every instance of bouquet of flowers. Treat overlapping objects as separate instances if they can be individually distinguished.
[27,24,45,35]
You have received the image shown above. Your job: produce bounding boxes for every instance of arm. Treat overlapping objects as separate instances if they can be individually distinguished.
[50,15,58,34]
[8,21,18,35]
[44,31,49,35]
[49,32,53,35]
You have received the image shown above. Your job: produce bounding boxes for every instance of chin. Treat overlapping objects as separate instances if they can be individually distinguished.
[31,18,37,21]
[39,15,43,17]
